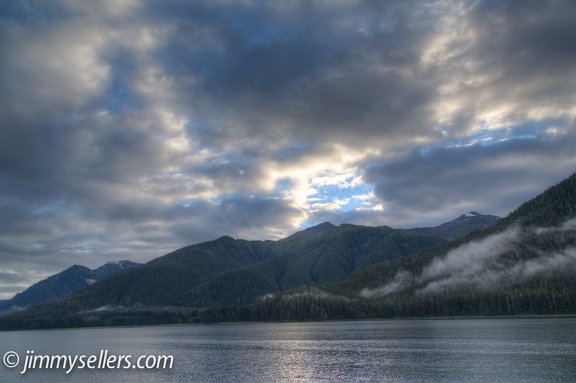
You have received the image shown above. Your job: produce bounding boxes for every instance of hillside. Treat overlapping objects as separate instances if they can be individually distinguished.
[49,223,446,310]
[13,169,576,329]
[169,224,445,307]
[0,206,495,314]
[0,212,494,329]
[67,237,277,308]
[0,261,141,312]
[39,171,569,325]
[233,172,576,321]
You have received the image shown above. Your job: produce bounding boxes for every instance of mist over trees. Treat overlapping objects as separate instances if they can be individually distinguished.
[0,173,575,330]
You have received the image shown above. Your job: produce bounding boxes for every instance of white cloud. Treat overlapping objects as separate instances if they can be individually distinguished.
[417,220,576,295]
[360,270,413,298]
[311,203,341,212]
[359,217,576,299]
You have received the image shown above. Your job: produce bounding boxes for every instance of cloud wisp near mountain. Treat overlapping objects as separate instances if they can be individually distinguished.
[0,172,574,329]
[3,208,494,312]
[0,207,503,329]
[361,218,576,299]
[306,172,576,318]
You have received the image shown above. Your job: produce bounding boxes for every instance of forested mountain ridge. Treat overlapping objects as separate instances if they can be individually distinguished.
[67,236,278,308]
[0,261,142,312]
[10,208,492,313]
[6,171,575,329]
[169,224,445,308]
[46,223,447,310]
[0,206,504,329]
[0,206,498,313]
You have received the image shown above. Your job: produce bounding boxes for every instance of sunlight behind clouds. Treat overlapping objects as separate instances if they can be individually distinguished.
[1,0,575,297]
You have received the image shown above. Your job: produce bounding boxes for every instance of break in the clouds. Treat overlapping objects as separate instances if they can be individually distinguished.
[1,0,575,298]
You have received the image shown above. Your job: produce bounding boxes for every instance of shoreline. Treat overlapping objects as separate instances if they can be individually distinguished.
[2,313,575,333]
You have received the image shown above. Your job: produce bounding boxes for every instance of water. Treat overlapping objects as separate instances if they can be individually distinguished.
[0,318,574,382]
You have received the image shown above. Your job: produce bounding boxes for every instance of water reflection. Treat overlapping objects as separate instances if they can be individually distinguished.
[0,319,575,382]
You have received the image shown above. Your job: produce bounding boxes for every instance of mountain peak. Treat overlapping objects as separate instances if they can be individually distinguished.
[66,264,91,272]
[0,259,142,311]
[454,211,483,220]
[405,212,501,241]
[305,222,335,232]
[282,222,336,242]
[215,235,236,242]
[445,211,500,225]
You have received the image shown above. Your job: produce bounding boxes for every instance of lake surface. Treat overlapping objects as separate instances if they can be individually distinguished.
[0,318,575,382]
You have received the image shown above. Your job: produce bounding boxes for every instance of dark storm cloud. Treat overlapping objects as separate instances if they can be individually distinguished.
[364,131,576,227]
[472,1,576,109]
[472,0,576,70]
[148,0,441,146]
[169,195,304,244]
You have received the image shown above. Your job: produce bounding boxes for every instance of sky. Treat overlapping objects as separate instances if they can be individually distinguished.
[1,0,575,299]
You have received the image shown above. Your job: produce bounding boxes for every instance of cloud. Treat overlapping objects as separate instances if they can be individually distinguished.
[1,0,575,298]
[417,226,523,293]
[363,134,576,227]
[311,203,341,212]
[417,223,576,295]
[167,0,440,147]
[168,195,305,244]
[360,270,413,299]
[282,287,351,302]
[361,217,576,298]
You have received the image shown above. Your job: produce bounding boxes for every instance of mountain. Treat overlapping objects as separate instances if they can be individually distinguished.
[15,172,576,330]
[0,260,141,312]
[0,212,495,316]
[237,172,576,321]
[169,223,445,308]
[407,212,501,240]
[65,236,279,308]
[55,223,446,310]
[0,218,468,328]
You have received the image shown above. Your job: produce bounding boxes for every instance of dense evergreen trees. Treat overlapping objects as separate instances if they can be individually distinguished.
[0,173,575,330]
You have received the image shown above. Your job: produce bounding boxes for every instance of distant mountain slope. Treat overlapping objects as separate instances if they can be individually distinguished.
[0,261,141,311]
[407,212,501,240]
[67,236,279,308]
